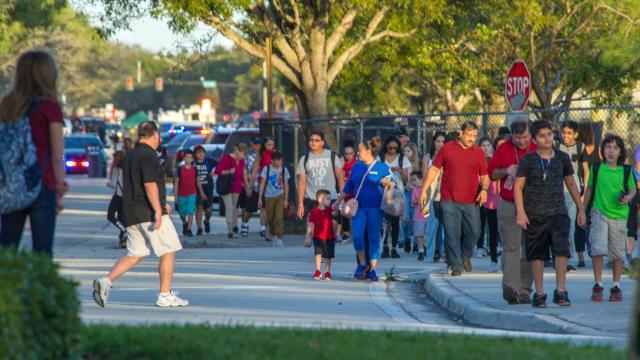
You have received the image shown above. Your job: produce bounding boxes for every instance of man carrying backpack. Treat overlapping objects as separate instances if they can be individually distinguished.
[296,131,345,221]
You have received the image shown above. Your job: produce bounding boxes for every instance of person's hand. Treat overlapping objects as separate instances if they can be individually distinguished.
[56,181,68,197]
[165,204,172,215]
[577,209,587,229]
[476,190,487,207]
[228,167,236,175]
[516,211,529,230]
[201,193,208,200]
[391,166,401,172]
[419,191,428,207]
[304,236,312,247]
[620,194,631,205]
[258,199,263,209]
[297,203,305,219]
[506,164,518,177]
[380,178,394,188]
[56,196,64,214]
[283,200,289,209]
[154,211,163,230]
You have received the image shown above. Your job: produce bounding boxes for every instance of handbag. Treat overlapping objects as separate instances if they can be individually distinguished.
[380,186,404,217]
[341,161,377,219]
[216,174,233,195]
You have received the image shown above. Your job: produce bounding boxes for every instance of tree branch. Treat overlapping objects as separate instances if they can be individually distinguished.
[325,9,357,62]
[204,14,301,89]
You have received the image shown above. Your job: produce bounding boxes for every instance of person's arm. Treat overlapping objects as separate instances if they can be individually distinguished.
[249,154,261,188]
[49,122,67,198]
[243,168,251,195]
[581,161,590,194]
[565,175,586,228]
[257,171,267,208]
[304,222,314,247]
[144,182,163,229]
[196,176,206,199]
[283,170,289,208]
[421,155,430,178]
[418,166,441,206]
[297,174,307,219]
[621,176,637,205]
[582,185,593,212]
[476,174,490,206]
[514,176,529,229]
[335,165,345,192]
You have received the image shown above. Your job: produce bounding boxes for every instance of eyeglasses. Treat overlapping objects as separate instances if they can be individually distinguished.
[309,138,323,143]
[386,146,398,150]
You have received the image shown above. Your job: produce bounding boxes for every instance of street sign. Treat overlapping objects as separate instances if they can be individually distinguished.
[505,60,531,111]
[202,80,217,89]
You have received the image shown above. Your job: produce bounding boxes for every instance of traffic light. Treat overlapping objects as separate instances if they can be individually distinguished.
[126,76,134,91]
[155,77,163,92]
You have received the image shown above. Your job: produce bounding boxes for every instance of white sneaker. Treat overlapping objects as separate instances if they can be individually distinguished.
[156,290,189,307]
[474,248,484,258]
[277,239,284,247]
[272,238,279,247]
[489,262,500,273]
[93,277,111,308]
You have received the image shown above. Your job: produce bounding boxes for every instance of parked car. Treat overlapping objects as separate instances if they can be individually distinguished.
[223,128,261,154]
[174,134,207,166]
[64,134,108,176]
[161,132,191,177]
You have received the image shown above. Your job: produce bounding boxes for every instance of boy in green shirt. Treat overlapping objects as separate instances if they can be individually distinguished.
[582,135,636,302]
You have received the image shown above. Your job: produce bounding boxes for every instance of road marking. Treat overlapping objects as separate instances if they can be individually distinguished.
[60,209,108,216]
[66,193,113,200]
[115,285,282,291]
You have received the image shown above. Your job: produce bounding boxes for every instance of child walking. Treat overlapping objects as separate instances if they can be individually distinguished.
[106,150,126,248]
[305,189,337,280]
[410,171,428,261]
[174,150,203,237]
[582,134,636,302]
[258,151,290,247]
[514,120,586,308]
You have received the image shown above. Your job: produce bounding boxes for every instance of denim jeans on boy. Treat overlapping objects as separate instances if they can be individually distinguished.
[441,201,480,272]
[1,187,57,255]
[423,200,444,261]
[563,192,577,264]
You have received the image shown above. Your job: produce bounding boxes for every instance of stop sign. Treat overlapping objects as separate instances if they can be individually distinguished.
[505,60,531,111]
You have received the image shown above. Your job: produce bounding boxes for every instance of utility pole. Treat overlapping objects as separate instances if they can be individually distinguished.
[136,61,142,83]
[265,36,273,119]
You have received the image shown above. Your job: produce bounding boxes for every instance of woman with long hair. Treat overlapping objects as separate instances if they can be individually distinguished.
[379,135,410,258]
[335,139,395,281]
[0,50,67,255]
[421,131,446,262]
[251,136,276,239]
[107,150,127,248]
[216,143,248,238]
[402,142,420,253]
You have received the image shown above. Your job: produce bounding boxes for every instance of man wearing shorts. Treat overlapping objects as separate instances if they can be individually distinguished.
[93,121,188,308]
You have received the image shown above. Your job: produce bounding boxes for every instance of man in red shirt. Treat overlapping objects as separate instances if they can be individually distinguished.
[419,122,489,276]
[488,120,536,305]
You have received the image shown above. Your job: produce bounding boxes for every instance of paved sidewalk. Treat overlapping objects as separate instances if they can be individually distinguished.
[424,257,635,337]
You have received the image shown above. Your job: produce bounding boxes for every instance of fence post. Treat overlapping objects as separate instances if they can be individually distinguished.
[359,118,365,145]
[481,113,489,136]
[294,125,299,169]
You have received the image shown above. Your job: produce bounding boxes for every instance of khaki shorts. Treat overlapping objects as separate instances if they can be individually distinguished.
[589,208,626,261]
[126,215,182,257]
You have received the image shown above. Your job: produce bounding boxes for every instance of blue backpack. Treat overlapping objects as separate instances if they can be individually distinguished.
[0,102,43,214]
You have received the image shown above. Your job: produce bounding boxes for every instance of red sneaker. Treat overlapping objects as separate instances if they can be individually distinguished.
[324,272,332,281]
[609,286,623,302]
[313,270,322,280]
[591,283,603,302]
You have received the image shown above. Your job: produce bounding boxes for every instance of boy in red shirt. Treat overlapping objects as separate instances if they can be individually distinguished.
[173,150,203,237]
[305,189,337,280]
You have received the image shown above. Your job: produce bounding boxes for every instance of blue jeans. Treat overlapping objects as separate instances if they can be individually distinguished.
[423,200,444,261]
[402,189,413,244]
[352,207,383,260]
[1,187,57,255]
[441,201,481,271]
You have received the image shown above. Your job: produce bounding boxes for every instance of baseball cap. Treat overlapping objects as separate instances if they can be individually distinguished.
[251,136,262,144]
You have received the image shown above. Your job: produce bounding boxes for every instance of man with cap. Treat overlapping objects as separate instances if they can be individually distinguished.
[239,136,262,236]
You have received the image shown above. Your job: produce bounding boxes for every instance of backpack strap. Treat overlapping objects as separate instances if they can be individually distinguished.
[354,161,377,200]
[266,164,271,180]
[576,142,583,159]
[303,150,310,174]
[588,162,601,210]
[623,164,631,193]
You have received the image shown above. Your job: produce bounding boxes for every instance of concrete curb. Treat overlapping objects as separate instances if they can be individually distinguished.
[424,270,602,335]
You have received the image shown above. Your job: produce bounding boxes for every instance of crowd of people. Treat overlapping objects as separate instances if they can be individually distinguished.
[2,50,640,310]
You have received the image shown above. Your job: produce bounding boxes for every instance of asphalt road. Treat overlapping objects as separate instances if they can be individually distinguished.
[18,176,626,347]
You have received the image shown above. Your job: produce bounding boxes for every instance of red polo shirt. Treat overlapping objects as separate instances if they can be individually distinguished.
[487,139,537,202]
[431,141,488,204]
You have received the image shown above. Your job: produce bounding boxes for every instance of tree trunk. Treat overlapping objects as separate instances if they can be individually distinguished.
[295,87,338,150]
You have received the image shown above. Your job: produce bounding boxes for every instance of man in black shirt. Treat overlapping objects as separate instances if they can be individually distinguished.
[514,120,585,308]
[93,121,188,308]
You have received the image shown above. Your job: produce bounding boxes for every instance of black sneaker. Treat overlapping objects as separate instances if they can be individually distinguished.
[412,244,418,254]
[418,252,425,261]
[451,269,462,276]
[532,293,547,308]
[404,241,411,253]
[196,228,203,236]
[381,247,390,259]
[567,264,577,272]
[240,225,248,237]
[204,221,211,234]
[553,289,571,307]
[577,261,586,268]
[186,230,194,238]
[391,248,401,258]
[182,223,188,236]
[233,226,239,234]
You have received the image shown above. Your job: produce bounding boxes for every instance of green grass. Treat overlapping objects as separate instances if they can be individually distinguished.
[79,325,625,359]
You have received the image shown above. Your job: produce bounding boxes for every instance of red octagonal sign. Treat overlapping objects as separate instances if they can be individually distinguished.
[505,60,531,112]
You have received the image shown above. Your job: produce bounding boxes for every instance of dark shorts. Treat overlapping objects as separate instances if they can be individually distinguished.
[304,198,340,222]
[525,214,571,261]
[197,186,213,210]
[238,191,259,213]
[313,238,336,259]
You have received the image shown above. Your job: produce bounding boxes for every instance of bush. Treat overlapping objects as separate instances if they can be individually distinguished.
[0,250,81,359]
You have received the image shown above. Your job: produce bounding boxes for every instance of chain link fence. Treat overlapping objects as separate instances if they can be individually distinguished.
[260,105,640,168]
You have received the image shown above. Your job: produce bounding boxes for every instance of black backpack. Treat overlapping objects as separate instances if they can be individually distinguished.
[588,162,631,209]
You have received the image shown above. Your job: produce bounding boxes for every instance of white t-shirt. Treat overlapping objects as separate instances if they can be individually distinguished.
[378,154,411,191]
[296,149,343,200]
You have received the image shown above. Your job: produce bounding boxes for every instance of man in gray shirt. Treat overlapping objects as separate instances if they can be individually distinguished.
[296,130,344,219]
[559,120,585,270]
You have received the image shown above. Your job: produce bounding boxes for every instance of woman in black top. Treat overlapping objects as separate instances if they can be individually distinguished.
[575,122,600,266]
